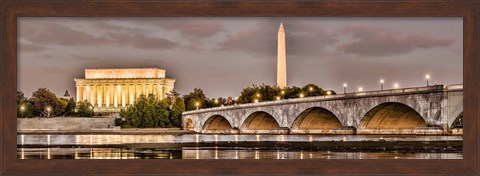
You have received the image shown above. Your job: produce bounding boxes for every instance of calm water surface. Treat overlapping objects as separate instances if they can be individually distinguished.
[17,134,463,159]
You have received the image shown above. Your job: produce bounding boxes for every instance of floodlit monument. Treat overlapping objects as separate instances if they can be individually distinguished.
[74,68,175,112]
[277,22,287,88]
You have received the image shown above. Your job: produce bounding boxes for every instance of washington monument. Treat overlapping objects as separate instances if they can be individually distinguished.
[277,22,287,88]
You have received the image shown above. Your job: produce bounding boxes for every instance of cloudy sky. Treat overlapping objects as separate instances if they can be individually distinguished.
[18,17,462,98]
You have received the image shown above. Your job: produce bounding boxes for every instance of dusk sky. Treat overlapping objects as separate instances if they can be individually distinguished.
[18,17,462,99]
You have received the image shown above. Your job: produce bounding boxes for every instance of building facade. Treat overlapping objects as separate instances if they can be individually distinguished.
[74,68,175,112]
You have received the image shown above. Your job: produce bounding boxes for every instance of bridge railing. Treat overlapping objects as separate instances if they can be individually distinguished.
[183,84,457,115]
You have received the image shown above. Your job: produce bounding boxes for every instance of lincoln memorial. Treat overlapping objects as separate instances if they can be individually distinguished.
[74,68,175,112]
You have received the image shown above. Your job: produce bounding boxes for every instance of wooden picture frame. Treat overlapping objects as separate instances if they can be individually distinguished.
[1,1,478,175]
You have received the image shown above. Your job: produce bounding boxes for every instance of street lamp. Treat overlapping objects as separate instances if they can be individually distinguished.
[214,99,219,104]
[394,83,399,89]
[276,96,281,100]
[89,105,94,117]
[20,105,25,118]
[254,99,259,103]
[195,102,200,110]
[343,83,347,94]
[358,87,363,92]
[299,93,304,98]
[46,106,52,117]
[425,74,430,86]
[308,86,313,92]
[281,90,285,95]
[380,79,384,91]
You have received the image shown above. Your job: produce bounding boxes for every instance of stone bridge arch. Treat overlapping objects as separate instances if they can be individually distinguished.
[289,103,345,127]
[239,110,280,132]
[353,97,435,128]
[356,102,428,134]
[199,113,235,130]
[290,107,343,130]
[202,115,233,131]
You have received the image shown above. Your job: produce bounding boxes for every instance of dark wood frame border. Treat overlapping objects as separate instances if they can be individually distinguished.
[1,1,478,175]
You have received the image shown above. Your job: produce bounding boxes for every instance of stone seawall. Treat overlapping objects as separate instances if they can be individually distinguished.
[17,117,116,131]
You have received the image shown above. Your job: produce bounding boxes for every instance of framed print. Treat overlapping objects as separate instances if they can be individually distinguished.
[1,1,478,175]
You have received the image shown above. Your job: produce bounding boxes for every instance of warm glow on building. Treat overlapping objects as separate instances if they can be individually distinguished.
[75,68,175,112]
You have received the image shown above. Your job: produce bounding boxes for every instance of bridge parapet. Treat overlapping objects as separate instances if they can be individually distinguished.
[183,85,446,116]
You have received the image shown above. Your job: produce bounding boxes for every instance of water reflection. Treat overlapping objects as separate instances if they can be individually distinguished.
[17,147,462,159]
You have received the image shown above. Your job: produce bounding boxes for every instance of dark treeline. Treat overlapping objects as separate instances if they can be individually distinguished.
[18,83,333,128]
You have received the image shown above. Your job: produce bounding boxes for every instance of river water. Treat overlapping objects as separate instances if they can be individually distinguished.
[17,134,463,159]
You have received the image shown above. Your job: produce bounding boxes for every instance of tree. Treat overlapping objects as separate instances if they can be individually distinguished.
[62,98,76,116]
[302,84,325,97]
[76,100,93,117]
[17,91,34,118]
[118,94,171,128]
[168,97,186,127]
[183,88,208,111]
[30,88,65,117]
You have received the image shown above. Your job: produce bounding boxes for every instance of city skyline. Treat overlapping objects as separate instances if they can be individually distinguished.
[18,17,462,99]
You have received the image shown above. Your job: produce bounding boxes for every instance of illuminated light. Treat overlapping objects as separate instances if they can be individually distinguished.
[394,83,399,89]
[214,99,219,104]
[300,152,304,159]
[380,79,384,83]
[299,93,304,98]
[358,87,363,92]
[281,90,285,95]
[425,74,430,79]
[195,102,200,110]
[326,91,332,95]
[276,96,281,100]
[309,87,313,91]
[234,96,238,100]
[196,149,199,159]
[256,135,260,142]
[256,93,261,97]
[254,99,259,103]
[343,83,347,87]
[20,105,25,111]
[221,104,224,107]
[235,151,239,159]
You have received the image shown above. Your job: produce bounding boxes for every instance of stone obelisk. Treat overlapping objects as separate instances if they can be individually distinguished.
[277,22,287,88]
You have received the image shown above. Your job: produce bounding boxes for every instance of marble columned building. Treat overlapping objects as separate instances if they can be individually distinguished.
[74,68,175,112]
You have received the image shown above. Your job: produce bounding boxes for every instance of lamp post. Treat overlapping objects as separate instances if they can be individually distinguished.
[425,74,430,86]
[89,105,94,117]
[394,83,399,89]
[343,83,347,94]
[358,87,363,92]
[20,105,25,118]
[299,93,304,98]
[46,106,51,117]
[195,102,200,110]
[326,91,332,95]
[380,79,384,91]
